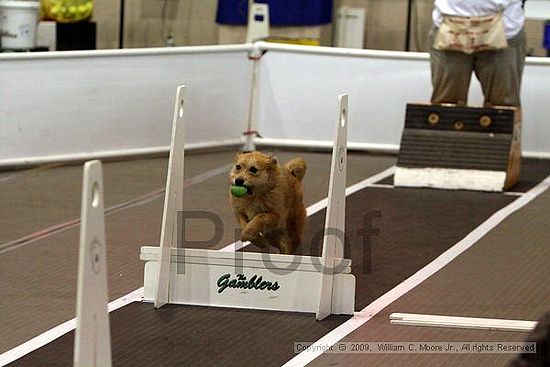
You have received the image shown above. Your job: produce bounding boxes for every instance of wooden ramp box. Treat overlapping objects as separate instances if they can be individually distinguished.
[394,103,521,192]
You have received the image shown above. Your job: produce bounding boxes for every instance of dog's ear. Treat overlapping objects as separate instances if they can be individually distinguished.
[269,156,278,166]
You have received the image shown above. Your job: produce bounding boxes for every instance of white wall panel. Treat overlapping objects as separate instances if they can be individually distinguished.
[256,43,550,157]
[521,60,550,156]
[0,46,253,167]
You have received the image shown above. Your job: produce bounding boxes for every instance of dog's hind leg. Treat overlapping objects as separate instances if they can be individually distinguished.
[275,235,293,255]
[285,204,306,254]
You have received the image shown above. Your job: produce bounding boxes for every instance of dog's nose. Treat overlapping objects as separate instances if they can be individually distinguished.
[235,178,245,186]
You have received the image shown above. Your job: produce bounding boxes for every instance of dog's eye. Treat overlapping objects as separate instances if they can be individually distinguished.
[235,164,242,171]
[249,166,258,174]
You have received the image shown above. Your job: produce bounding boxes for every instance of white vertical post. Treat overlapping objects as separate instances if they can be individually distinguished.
[154,85,186,308]
[246,3,270,43]
[74,160,112,367]
[244,57,260,152]
[316,94,349,321]
[243,3,267,152]
[335,6,366,49]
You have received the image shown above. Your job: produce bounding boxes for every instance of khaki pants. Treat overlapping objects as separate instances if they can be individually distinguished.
[429,27,527,107]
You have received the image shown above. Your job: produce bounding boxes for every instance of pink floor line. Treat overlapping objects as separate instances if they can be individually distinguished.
[0,164,231,255]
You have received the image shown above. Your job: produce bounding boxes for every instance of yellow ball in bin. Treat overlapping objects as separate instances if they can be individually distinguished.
[43,0,93,23]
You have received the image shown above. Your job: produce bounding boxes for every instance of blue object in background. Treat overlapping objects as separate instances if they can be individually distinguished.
[216,0,332,26]
[544,20,550,50]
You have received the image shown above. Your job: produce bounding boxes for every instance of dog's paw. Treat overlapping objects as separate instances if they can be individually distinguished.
[242,227,267,248]
[241,227,253,242]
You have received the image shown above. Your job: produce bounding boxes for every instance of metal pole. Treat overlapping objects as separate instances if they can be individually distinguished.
[119,0,125,48]
[405,0,413,51]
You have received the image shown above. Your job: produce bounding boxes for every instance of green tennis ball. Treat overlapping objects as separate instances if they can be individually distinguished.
[231,185,248,197]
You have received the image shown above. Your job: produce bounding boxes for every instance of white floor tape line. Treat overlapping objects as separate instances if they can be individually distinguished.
[504,191,525,197]
[305,166,396,217]
[282,174,550,367]
[0,164,395,365]
[368,183,395,190]
[0,288,143,367]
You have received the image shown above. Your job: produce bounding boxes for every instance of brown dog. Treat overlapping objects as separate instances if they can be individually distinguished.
[228,151,307,254]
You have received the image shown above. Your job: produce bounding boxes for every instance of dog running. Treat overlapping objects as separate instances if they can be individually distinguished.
[228,151,307,254]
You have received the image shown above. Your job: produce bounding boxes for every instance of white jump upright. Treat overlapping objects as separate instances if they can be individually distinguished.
[316,94,348,320]
[154,86,187,308]
[144,87,355,319]
[74,160,112,367]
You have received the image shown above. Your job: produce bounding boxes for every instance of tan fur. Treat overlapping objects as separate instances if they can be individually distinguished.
[228,151,307,254]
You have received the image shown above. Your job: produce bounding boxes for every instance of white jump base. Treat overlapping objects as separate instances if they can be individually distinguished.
[141,247,355,314]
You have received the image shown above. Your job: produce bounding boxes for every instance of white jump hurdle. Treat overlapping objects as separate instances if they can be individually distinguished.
[74,160,112,367]
[142,86,356,319]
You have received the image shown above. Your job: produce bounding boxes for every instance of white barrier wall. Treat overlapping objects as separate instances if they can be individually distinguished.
[255,43,550,157]
[0,45,253,167]
[1,42,549,167]
[522,60,550,156]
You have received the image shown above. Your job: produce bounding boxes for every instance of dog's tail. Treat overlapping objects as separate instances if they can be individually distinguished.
[285,158,307,181]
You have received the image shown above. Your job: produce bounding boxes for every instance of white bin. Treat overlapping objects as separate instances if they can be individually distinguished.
[0,0,40,49]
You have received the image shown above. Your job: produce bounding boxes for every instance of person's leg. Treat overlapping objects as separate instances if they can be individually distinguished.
[474,29,527,107]
[429,27,474,104]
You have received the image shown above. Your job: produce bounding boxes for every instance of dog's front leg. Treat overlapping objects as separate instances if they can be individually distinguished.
[236,213,249,229]
[242,212,280,248]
